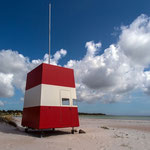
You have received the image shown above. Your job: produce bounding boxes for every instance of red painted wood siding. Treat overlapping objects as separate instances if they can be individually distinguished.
[26,63,75,90]
[22,106,79,129]
[25,64,43,91]
[22,106,40,129]
[42,64,75,88]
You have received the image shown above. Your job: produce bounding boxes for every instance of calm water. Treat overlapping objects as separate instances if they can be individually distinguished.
[79,115,150,121]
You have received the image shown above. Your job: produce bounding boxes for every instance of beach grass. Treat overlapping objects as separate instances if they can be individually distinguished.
[0,115,17,127]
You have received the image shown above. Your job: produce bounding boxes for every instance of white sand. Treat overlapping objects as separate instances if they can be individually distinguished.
[0,117,150,150]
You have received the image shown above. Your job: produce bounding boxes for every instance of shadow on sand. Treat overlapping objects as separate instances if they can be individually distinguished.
[24,128,71,138]
[0,122,72,138]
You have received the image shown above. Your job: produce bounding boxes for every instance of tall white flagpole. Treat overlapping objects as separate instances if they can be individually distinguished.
[48,3,51,64]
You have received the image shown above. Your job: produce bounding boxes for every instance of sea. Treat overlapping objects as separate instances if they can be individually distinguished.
[79,115,150,121]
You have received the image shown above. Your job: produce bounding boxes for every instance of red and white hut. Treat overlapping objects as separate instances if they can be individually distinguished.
[22,63,79,131]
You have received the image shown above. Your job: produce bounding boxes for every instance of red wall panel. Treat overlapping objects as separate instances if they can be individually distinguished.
[42,64,75,88]
[22,106,79,129]
[26,63,75,90]
[22,106,40,129]
[40,106,79,129]
[25,64,43,90]
[40,106,61,129]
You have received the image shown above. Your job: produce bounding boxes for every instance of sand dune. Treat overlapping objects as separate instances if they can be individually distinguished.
[0,117,150,150]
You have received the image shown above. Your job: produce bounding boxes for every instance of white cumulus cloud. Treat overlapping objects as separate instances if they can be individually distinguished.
[0,100,4,107]
[1,14,150,104]
[65,14,150,103]
[0,73,14,97]
[119,14,150,67]
[43,49,67,65]
[20,97,24,102]
[0,49,67,98]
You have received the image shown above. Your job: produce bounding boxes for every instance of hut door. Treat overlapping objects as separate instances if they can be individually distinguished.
[60,90,72,126]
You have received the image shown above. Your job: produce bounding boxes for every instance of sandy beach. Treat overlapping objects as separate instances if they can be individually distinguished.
[0,117,150,150]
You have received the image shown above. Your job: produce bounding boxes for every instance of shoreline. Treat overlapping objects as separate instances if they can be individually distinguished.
[80,118,150,133]
[79,115,150,122]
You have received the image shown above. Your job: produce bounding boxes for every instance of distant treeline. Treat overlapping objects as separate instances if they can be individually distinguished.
[0,110,22,116]
[0,110,106,116]
[79,112,106,116]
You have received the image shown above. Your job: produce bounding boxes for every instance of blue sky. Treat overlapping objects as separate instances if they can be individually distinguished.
[1,0,150,115]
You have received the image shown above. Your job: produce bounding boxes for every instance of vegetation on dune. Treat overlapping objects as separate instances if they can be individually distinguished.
[0,115,17,127]
[0,110,22,117]
[0,110,21,127]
